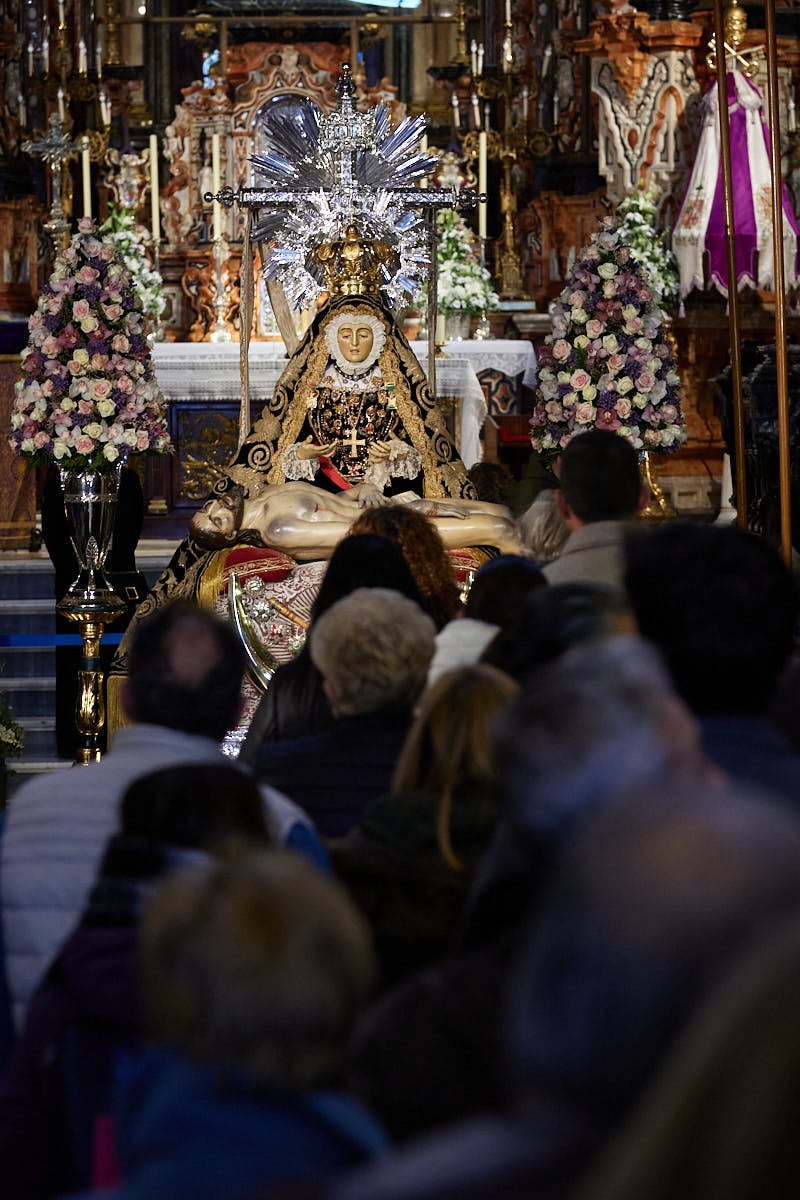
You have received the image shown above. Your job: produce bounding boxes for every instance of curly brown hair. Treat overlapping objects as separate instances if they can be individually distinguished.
[348,505,461,630]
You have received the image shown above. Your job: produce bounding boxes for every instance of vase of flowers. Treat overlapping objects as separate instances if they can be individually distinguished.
[615,189,679,315]
[418,210,498,339]
[530,216,686,464]
[100,204,166,339]
[8,218,172,610]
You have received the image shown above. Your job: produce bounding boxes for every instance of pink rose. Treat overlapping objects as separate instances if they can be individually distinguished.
[90,353,109,370]
[570,369,591,390]
[552,339,571,362]
[636,371,656,393]
[586,319,604,339]
[72,299,90,320]
[76,266,99,284]
[67,359,85,376]
[111,334,130,353]
[78,399,93,414]
[92,379,113,400]
[103,304,124,321]
[135,431,150,452]
[75,435,95,455]
[615,397,632,419]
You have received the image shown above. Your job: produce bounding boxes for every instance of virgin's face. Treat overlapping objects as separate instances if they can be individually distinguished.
[337,322,375,365]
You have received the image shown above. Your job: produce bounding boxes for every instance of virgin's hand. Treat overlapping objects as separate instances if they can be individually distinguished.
[368,440,393,464]
[295,437,338,461]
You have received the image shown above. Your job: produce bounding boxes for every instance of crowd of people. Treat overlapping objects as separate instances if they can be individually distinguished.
[3,428,800,1199]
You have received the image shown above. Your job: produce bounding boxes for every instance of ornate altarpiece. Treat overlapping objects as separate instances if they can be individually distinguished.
[157,43,405,343]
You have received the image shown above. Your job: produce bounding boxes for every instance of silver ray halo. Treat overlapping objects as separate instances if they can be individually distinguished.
[251,66,440,312]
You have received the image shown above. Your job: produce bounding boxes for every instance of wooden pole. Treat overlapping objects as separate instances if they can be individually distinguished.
[712,0,748,528]
[764,0,793,567]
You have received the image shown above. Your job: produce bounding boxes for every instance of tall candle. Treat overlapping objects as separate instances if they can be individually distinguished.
[478,130,487,243]
[477,42,484,75]
[451,92,460,130]
[58,0,65,24]
[522,84,529,123]
[18,94,26,128]
[57,87,65,121]
[211,132,221,241]
[420,134,428,189]
[470,39,477,76]
[95,40,103,77]
[99,88,110,125]
[471,92,481,129]
[484,101,491,130]
[78,38,87,73]
[81,137,92,219]
[790,94,797,133]
[27,41,34,75]
[149,134,160,242]
[505,0,511,24]
[42,34,49,71]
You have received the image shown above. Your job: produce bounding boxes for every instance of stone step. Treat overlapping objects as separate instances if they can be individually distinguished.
[0,599,57,636]
[15,714,58,760]
[1,677,57,718]
[0,645,54,678]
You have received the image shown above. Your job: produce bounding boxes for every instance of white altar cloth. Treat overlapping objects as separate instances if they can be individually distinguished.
[414,339,537,389]
[152,341,489,469]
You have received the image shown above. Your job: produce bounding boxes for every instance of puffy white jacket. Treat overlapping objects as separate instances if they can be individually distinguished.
[1,723,316,1030]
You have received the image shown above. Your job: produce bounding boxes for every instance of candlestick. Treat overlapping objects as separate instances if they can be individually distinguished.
[149,134,161,242]
[451,92,460,130]
[57,87,66,121]
[27,40,34,75]
[477,42,484,75]
[78,38,87,73]
[42,34,49,72]
[18,94,26,128]
[471,92,481,129]
[470,38,477,76]
[503,36,513,74]
[81,137,92,219]
[211,132,222,241]
[478,130,487,243]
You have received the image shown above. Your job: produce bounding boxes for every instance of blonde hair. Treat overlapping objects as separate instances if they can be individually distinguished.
[141,850,374,1088]
[310,587,436,715]
[392,663,519,870]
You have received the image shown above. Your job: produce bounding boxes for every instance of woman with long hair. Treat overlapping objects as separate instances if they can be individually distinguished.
[331,663,518,988]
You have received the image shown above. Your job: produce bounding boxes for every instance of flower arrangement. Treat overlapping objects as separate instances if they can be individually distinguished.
[616,189,679,313]
[99,204,166,332]
[8,218,172,472]
[0,693,24,765]
[422,209,498,315]
[530,217,686,460]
